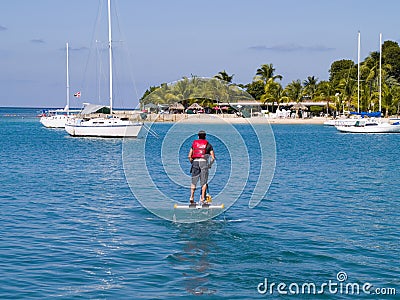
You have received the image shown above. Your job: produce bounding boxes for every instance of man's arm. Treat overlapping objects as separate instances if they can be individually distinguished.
[209,149,215,168]
[188,148,193,162]
[210,150,215,160]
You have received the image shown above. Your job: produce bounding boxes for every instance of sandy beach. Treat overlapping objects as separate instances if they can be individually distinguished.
[144,113,327,124]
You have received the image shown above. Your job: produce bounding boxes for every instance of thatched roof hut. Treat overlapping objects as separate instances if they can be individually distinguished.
[169,102,185,111]
[187,103,203,110]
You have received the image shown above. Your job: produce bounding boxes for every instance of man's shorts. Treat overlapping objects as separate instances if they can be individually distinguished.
[190,159,209,187]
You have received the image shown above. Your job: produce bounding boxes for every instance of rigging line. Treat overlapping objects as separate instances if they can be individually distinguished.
[81,0,105,102]
[113,0,141,109]
[142,123,160,138]
[95,40,109,104]
[111,0,122,108]
[98,0,126,109]
[93,40,105,104]
[111,50,124,108]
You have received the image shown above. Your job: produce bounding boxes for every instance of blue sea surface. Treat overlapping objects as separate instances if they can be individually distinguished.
[0,108,399,299]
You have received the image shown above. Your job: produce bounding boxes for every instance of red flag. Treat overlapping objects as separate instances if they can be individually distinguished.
[74,91,81,98]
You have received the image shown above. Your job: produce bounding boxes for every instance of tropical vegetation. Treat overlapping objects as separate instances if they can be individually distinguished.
[140,40,400,116]
[140,76,253,108]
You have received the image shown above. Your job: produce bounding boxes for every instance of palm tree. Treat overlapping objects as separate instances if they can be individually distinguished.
[316,80,337,112]
[214,70,234,83]
[261,78,283,110]
[203,78,229,103]
[382,75,400,116]
[316,81,334,100]
[173,77,194,101]
[284,80,303,102]
[255,63,282,84]
[140,85,160,105]
[303,76,318,99]
[337,77,357,111]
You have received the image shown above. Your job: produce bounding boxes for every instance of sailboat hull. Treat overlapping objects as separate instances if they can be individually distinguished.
[336,122,400,133]
[65,117,142,137]
[40,115,69,128]
[324,119,359,126]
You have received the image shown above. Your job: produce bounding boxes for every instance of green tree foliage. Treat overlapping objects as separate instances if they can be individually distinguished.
[140,40,400,115]
[284,80,303,102]
[140,77,253,108]
[140,85,160,102]
[329,59,356,87]
[250,63,283,101]
[245,80,265,100]
[260,78,284,105]
[316,80,334,101]
[214,70,234,83]
[254,63,283,83]
[303,76,318,99]
[382,40,400,80]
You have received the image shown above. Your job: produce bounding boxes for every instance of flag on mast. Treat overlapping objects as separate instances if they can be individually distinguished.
[74,91,81,98]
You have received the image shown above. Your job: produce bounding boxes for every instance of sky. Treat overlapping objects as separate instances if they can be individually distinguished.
[1,0,400,108]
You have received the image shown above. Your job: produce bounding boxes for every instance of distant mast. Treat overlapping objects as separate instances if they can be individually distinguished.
[66,42,70,114]
[108,0,113,115]
[379,33,382,114]
[357,31,360,113]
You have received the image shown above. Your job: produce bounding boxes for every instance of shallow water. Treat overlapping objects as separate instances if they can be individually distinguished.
[0,108,399,299]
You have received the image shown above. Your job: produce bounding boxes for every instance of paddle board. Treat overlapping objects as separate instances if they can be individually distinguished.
[174,203,224,209]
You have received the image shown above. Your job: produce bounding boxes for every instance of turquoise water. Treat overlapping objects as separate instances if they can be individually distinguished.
[0,108,399,299]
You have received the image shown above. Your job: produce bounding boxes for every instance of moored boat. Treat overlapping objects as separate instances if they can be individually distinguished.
[336,119,400,133]
[40,43,73,128]
[65,0,142,138]
[324,118,359,126]
[40,108,70,128]
[333,33,400,133]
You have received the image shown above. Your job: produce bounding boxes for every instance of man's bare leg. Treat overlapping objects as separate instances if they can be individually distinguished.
[200,184,207,203]
[190,184,196,203]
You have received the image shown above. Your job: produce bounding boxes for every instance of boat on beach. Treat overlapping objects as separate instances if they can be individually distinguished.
[65,0,142,138]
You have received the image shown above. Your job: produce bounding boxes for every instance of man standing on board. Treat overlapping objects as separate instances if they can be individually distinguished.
[188,130,215,205]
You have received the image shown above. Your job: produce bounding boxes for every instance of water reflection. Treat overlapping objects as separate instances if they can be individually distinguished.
[170,220,226,296]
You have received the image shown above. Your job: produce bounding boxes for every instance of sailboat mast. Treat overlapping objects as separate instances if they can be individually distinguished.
[66,42,70,114]
[108,0,113,115]
[379,33,382,114]
[357,31,360,113]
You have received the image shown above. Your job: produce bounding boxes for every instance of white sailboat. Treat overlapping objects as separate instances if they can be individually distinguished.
[325,33,363,127]
[336,33,400,133]
[336,118,400,133]
[324,118,358,126]
[40,42,71,128]
[65,0,143,138]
